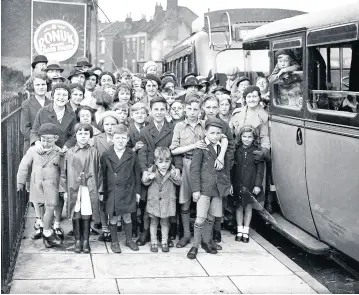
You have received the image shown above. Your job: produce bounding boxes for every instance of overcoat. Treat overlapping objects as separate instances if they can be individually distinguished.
[101,147,141,216]
[142,165,181,218]
[190,143,232,198]
[17,145,62,206]
[138,121,182,173]
[92,133,112,156]
[30,103,77,148]
[60,144,102,221]
[20,94,51,154]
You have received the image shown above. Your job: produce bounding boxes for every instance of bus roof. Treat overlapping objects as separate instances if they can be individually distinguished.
[244,5,359,43]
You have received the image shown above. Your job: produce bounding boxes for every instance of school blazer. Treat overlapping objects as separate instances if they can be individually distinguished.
[30,103,77,148]
[138,121,182,173]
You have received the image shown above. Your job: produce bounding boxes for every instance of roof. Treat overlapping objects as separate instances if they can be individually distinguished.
[244,5,359,43]
[99,21,125,35]
[204,8,305,29]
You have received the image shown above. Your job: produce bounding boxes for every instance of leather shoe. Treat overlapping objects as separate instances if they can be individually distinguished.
[43,232,62,248]
[54,228,65,241]
[168,239,174,248]
[235,234,242,242]
[150,243,158,253]
[176,236,190,248]
[209,239,222,250]
[126,239,139,251]
[162,243,169,252]
[201,242,217,254]
[31,227,43,240]
[242,234,249,243]
[213,230,221,243]
[136,229,149,246]
[74,239,82,253]
[82,240,91,253]
[187,246,198,259]
[111,242,122,253]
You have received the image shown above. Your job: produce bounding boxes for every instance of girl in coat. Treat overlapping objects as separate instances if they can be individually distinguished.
[231,125,264,243]
[60,123,103,253]
[142,147,182,253]
[101,124,141,253]
[17,123,63,248]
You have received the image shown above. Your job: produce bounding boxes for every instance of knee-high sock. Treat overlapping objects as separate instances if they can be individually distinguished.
[193,222,204,248]
[181,208,191,238]
[214,217,221,232]
[202,219,214,244]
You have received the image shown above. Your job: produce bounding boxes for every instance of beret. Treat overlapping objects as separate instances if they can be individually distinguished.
[38,123,61,136]
[145,74,161,87]
[205,117,223,129]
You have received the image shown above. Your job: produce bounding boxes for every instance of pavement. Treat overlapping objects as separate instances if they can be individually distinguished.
[10,207,331,294]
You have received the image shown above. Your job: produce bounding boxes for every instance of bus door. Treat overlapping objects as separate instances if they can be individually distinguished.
[306,26,359,261]
[269,34,319,237]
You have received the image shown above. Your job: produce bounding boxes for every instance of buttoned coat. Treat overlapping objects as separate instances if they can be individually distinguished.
[190,143,232,198]
[17,145,62,206]
[92,133,112,156]
[102,147,141,216]
[138,121,182,173]
[20,94,51,154]
[60,144,102,221]
[142,165,181,218]
[30,103,77,148]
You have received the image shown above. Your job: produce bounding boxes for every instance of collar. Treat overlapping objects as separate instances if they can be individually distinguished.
[74,143,90,152]
[184,118,201,126]
[114,147,126,154]
[205,137,221,147]
[342,98,358,108]
[154,121,165,130]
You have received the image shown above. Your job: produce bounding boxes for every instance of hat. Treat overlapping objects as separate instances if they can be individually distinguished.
[275,49,295,61]
[181,72,197,86]
[51,73,66,82]
[32,55,48,69]
[38,123,61,136]
[183,77,202,89]
[209,74,219,85]
[75,57,92,68]
[161,76,176,89]
[44,60,64,72]
[86,70,99,79]
[68,69,90,80]
[197,76,210,86]
[236,76,251,87]
[205,117,223,130]
[161,72,177,83]
[211,86,230,95]
[145,74,161,87]
[98,111,122,125]
[143,61,157,73]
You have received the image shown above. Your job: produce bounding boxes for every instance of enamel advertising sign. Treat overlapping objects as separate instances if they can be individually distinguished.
[31,0,86,63]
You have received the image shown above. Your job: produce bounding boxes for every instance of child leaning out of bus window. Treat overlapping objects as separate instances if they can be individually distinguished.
[231,125,264,243]
[268,49,301,85]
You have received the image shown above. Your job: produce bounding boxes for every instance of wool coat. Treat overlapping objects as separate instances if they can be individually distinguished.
[101,147,141,216]
[92,133,112,156]
[128,121,148,149]
[17,145,62,206]
[20,94,51,154]
[231,145,265,206]
[138,120,182,173]
[190,142,232,198]
[60,144,102,221]
[30,103,77,148]
[142,165,181,218]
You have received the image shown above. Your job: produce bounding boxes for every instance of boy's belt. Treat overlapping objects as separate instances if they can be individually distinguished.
[183,154,193,160]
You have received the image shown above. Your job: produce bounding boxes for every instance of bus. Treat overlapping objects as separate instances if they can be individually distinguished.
[242,5,359,264]
[162,8,304,86]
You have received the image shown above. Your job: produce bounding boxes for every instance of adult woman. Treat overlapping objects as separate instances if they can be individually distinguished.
[197,76,210,94]
[229,86,270,160]
[139,74,161,106]
[98,71,116,87]
[68,83,85,112]
[68,69,89,86]
[90,89,113,124]
[256,76,270,109]
[225,66,240,93]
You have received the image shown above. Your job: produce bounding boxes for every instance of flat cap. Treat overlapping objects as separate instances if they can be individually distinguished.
[205,117,223,130]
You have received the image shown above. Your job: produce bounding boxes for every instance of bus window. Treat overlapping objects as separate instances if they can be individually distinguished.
[216,49,245,76]
[270,47,304,109]
[243,49,270,82]
[308,41,359,113]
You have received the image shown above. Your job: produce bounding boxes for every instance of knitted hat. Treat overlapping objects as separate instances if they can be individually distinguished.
[143,61,157,73]
[38,123,61,136]
[51,82,71,97]
[205,117,223,130]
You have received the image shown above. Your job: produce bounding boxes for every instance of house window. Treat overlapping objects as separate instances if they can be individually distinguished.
[99,37,106,55]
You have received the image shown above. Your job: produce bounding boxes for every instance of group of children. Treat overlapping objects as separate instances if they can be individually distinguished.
[17,56,275,259]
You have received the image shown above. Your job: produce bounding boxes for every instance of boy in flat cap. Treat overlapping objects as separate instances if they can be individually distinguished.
[268,49,301,84]
[17,123,63,248]
[187,118,232,259]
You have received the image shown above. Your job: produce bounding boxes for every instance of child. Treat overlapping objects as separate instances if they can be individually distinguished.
[168,99,185,125]
[231,125,264,242]
[111,102,130,125]
[268,49,301,85]
[187,118,232,259]
[128,102,149,238]
[60,123,103,253]
[114,83,133,105]
[142,147,181,252]
[101,124,141,253]
[232,77,251,110]
[92,111,122,242]
[137,96,183,246]
[143,61,157,75]
[76,106,102,139]
[103,84,116,100]
[17,123,63,248]
[161,87,176,107]
[218,95,232,124]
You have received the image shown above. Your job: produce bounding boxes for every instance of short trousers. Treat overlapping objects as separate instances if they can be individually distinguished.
[196,195,223,219]
[110,213,131,224]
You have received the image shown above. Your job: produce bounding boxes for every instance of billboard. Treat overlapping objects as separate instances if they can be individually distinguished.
[31,0,86,67]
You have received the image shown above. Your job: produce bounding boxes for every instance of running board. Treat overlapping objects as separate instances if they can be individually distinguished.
[259,212,330,255]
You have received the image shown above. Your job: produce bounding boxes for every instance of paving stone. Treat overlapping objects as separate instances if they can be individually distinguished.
[116,277,240,294]
[197,252,292,276]
[218,234,268,253]
[92,253,207,279]
[13,254,94,280]
[230,275,316,294]
[10,279,118,294]
[295,271,331,294]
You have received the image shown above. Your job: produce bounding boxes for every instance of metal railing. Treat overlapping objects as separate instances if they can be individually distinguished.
[1,92,28,294]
